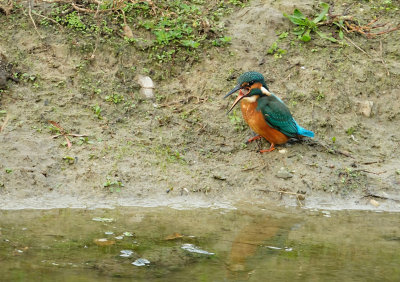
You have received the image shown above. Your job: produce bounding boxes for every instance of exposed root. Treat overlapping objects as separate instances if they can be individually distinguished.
[344,18,400,38]
[319,14,400,39]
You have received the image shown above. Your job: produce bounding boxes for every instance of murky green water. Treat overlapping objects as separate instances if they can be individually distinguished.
[1,205,399,281]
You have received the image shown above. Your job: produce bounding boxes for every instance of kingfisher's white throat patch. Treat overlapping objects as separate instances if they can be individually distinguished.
[242,95,258,103]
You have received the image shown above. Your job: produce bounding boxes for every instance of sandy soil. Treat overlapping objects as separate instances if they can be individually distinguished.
[1,0,400,210]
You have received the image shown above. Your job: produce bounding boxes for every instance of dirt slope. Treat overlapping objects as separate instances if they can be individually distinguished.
[1,0,400,210]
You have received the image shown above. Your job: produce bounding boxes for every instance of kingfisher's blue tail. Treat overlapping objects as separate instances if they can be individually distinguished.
[296,122,314,138]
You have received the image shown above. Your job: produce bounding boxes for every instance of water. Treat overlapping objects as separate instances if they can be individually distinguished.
[0,206,399,281]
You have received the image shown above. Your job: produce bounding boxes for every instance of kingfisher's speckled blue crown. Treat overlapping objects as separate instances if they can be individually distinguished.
[237,71,268,90]
[224,71,269,100]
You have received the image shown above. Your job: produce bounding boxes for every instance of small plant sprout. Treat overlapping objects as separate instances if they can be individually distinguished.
[103,177,124,193]
[105,93,124,104]
[284,2,337,42]
[63,156,75,165]
[267,41,287,58]
[77,137,94,145]
[92,105,102,119]
[212,36,232,47]
[346,127,355,135]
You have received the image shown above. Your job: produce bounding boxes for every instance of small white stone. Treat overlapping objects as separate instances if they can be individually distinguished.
[370,199,380,207]
[137,75,154,88]
[137,75,155,99]
[359,100,373,117]
[140,88,154,99]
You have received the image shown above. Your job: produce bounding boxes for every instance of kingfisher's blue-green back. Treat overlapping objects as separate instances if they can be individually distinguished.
[255,90,314,138]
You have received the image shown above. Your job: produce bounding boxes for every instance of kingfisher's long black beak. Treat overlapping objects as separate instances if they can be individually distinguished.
[225,84,244,114]
[226,90,245,114]
[224,84,241,99]
[224,84,245,114]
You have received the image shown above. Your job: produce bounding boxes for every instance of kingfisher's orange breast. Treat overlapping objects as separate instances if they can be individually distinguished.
[240,97,289,145]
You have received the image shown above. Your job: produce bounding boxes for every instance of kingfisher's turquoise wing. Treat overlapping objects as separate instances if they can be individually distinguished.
[256,94,314,138]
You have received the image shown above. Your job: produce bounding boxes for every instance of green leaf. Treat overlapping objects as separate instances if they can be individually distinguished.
[293,8,305,19]
[292,27,306,35]
[305,18,317,30]
[300,29,311,42]
[285,9,307,26]
[313,2,330,24]
[181,40,200,48]
[220,36,232,44]
[267,41,278,54]
[316,31,337,42]
[288,16,306,26]
[338,29,344,40]
[278,31,289,39]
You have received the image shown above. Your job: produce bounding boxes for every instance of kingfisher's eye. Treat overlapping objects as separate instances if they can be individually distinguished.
[249,80,255,85]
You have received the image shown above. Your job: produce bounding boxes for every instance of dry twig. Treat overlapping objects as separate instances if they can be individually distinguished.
[48,120,88,148]
[343,35,371,58]
[378,40,390,76]
[355,169,387,175]
[0,115,9,133]
[28,0,43,38]
[32,11,64,29]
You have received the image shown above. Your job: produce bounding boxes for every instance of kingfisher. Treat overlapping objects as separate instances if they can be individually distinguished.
[225,71,314,153]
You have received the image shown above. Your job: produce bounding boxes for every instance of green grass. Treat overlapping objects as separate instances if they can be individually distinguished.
[30,0,247,70]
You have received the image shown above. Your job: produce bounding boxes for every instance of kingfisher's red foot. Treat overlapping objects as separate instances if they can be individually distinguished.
[246,135,262,144]
[259,143,275,153]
